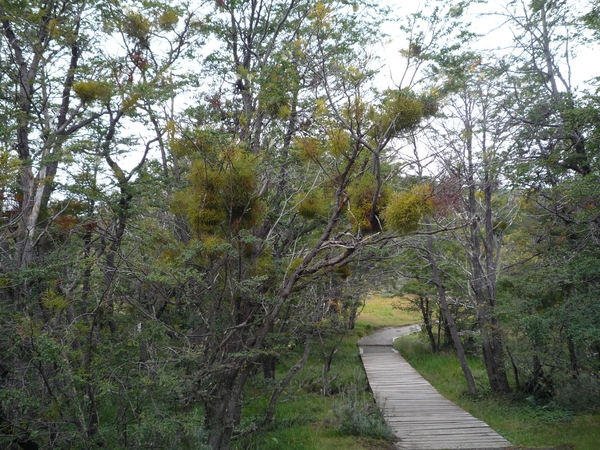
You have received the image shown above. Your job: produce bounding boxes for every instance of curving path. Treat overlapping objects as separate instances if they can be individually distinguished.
[358,326,512,450]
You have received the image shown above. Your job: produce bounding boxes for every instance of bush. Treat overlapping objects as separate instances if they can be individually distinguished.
[553,374,600,413]
[332,383,395,441]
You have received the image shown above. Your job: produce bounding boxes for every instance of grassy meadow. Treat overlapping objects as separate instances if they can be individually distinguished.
[354,293,421,328]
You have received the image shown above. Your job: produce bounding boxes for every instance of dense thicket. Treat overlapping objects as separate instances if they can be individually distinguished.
[1,0,599,449]
[0,0,437,448]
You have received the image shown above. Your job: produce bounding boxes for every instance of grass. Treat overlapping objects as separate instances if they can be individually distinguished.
[355,293,421,328]
[234,336,387,449]
[231,294,413,450]
[236,424,395,450]
[394,333,600,450]
[236,388,396,450]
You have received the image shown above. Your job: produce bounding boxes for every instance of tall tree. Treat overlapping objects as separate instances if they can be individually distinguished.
[157,0,443,447]
[418,60,517,393]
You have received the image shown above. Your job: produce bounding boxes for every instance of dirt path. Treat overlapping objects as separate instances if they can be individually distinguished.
[358,326,512,450]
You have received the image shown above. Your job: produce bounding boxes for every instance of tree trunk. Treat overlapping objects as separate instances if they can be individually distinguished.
[464,117,511,394]
[443,312,453,349]
[567,335,579,378]
[437,309,442,349]
[319,332,342,397]
[261,355,276,380]
[506,345,521,392]
[346,296,361,330]
[478,321,510,393]
[418,296,437,352]
[425,230,478,395]
[204,365,252,450]
[263,333,312,425]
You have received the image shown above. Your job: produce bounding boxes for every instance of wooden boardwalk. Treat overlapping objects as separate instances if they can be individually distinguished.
[358,326,512,450]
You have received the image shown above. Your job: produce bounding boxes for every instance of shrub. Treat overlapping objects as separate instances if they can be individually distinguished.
[332,383,395,441]
[552,374,600,413]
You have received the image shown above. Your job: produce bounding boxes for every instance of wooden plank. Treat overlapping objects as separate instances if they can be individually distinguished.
[358,328,512,450]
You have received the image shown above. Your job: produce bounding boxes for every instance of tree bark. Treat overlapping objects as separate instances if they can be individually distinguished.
[425,228,478,394]
[463,101,511,394]
[418,296,438,353]
[205,366,251,450]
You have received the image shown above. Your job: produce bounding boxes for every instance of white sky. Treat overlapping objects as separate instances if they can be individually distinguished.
[378,0,599,91]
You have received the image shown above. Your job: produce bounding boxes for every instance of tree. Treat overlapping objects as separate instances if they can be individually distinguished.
[411,57,518,393]
[157,0,445,446]
[0,1,199,447]
[493,0,600,401]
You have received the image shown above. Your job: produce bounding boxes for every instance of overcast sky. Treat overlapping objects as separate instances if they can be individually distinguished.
[379,0,599,91]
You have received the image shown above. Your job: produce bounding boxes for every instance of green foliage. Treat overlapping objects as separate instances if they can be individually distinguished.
[40,288,69,311]
[346,173,389,233]
[0,146,20,190]
[186,163,227,233]
[257,61,299,118]
[295,190,328,219]
[0,0,209,448]
[72,80,113,104]
[122,92,142,112]
[253,247,275,278]
[158,10,179,31]
[343,96,369,125]
[498,252,600,401]
[376,90,424,136]
[183,150,264,235]
[332,384,395,441]
[171,129,222,158]
[16,0,600,448]
[122,11,152,45]
[583,3,600,39]
[199,234,231,258]
[553,375,600,414]
[326,128,352,157]
[295,136,325,161]
[383,184,433,233]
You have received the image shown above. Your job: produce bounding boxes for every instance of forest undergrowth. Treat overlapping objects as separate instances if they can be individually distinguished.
[231,295,415,449]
